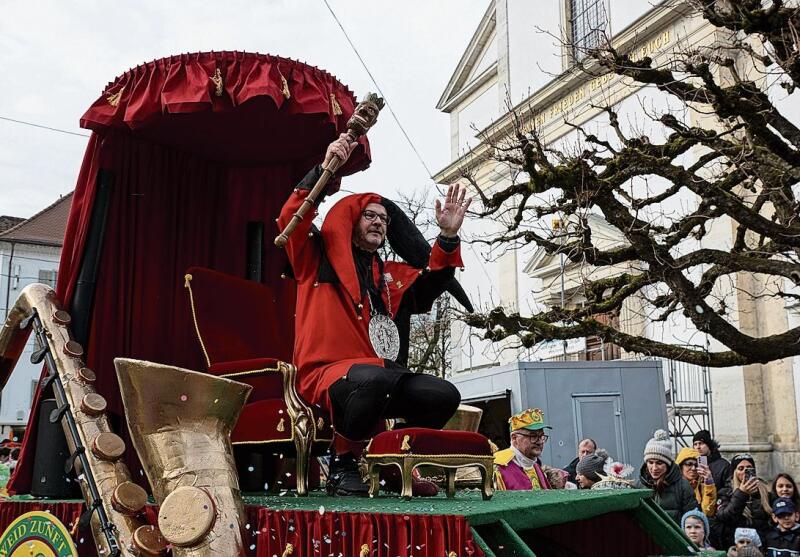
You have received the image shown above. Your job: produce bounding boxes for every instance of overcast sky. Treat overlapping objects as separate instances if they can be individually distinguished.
[0,0,488,218]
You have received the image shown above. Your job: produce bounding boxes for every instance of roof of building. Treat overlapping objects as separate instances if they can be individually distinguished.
[0,216,25,233]
[0,192,73,247]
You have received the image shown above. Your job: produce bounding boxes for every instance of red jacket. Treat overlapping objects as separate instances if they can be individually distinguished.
[277,188,463,410]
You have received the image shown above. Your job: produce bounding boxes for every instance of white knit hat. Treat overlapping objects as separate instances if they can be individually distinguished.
[643,429,673,465]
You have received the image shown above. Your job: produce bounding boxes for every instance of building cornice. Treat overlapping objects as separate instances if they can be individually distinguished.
[437,1,497,111]
[434,0,698,183]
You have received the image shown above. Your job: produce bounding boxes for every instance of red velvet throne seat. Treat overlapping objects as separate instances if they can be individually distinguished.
[183,266,333,495]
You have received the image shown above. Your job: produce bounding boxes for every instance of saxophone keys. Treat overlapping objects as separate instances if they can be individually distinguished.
[80,393,107,416]
[63,340,84,358]
[157,486,216,546]
[111,481,148,515]
[91,432,126,461]
[132,524,168,556]
[76,367,96,384]
[52,310,72,325]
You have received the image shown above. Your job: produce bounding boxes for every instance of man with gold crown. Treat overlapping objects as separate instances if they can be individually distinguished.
[494,408,559,491]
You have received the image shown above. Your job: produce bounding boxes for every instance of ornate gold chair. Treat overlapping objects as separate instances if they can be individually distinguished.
[183,266,333,495]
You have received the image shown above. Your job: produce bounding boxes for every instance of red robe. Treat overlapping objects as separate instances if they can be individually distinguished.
[277,189,463,412]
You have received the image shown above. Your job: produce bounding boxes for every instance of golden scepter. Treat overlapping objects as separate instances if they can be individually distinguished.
[274,92,384,247]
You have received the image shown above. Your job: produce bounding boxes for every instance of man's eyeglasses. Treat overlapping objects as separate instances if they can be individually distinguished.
[362,210,390,225]
[517,433,549,443]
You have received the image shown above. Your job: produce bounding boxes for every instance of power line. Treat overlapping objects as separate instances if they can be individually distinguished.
[320,0,435,178]
[0,116,90,138]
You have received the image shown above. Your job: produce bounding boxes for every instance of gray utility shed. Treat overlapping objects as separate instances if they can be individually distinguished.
[450,360,668,473]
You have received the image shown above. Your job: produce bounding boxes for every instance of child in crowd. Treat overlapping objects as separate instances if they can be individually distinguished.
[729,528,764,557]
[772,474,800,508]
[764,497,800,556]
[682,508,715,550]
[575,449,609,489]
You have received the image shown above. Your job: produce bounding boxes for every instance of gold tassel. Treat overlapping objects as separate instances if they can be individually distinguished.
[279,72,291,99]
[401,435,411,451]
[210,68,223,97]
[183,274,193,288]
[281,543,294,557]
[277,418,285,432]
[106,86,125,107]
[448,553,457,557]
[317,417,324,430]
[330,93,342,116]
[359,544,369,557]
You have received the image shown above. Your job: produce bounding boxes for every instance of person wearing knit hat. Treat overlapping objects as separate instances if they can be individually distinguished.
[715,454,772,549]
[575,449,609,489]
[636,429,699,523]
[644,428,675,465]
[681,508,714,550]
[693,429,732,490]
[734,527,762,548]
[676,446,717,517]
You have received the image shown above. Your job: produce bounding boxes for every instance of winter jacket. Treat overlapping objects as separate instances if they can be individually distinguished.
[691,478,718,517]
[713,485,772,549]
[709,450,732,491]
[765,524,800,557]
[637,462,699,523]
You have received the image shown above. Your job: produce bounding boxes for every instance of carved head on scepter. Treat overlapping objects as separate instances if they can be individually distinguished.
[346,92,385,139]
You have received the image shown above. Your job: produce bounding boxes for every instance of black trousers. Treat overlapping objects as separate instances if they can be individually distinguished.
[328,362,461,443]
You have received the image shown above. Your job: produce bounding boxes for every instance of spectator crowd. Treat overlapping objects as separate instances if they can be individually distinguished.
[494,408,800,556]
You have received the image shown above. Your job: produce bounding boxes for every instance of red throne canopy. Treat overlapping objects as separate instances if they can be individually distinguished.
[9,51,371,494]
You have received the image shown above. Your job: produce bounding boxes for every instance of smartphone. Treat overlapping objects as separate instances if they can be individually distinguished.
[698,455,708,468]
[744,468,756,481]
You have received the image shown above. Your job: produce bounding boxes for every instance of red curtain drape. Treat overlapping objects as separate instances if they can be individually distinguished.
[9,51,371,496]
[0,501,485,557]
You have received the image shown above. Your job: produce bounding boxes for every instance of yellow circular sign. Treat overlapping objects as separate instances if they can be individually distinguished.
[0,511,78,557]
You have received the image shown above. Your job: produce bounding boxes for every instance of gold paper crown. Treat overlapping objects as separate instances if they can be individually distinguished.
[508,408,548,432]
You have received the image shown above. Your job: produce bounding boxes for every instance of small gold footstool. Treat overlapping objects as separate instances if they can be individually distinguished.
[364,427,495,500]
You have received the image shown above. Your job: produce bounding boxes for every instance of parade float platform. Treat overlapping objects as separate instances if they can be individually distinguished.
[0,489,694,556]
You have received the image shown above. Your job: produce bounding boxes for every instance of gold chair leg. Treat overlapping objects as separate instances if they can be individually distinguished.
[480,465,494,500]
[401,459,414,500]
[292,420,313,496]
[368,463,381,497]
[446,468,456,498]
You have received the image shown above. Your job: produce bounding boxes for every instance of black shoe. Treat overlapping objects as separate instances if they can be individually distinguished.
[326,455,369,496]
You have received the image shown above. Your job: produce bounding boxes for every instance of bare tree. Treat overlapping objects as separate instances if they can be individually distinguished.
[462,1,800,367]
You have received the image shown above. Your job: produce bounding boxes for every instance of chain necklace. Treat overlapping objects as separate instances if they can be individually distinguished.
[366,275,400,361]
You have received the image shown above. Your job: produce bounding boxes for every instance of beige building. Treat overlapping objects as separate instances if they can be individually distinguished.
[434,0,800,476]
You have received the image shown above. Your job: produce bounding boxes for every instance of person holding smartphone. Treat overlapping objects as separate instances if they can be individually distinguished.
[713,454,773,549]
[676,447,718,517]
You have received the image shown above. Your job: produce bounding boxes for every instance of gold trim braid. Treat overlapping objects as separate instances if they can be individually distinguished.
[184,274,212,368]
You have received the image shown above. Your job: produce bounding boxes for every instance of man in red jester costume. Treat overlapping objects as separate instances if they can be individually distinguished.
[278,135,472,495]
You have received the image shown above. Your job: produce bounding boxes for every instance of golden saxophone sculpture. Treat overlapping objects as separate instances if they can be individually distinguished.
[114,358,251,557]
[0,284,167,556]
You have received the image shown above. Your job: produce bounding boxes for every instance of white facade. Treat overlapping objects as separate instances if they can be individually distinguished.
[435,0,800,474]
[0,242,60,439]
